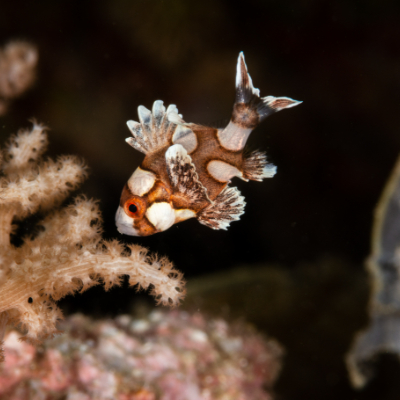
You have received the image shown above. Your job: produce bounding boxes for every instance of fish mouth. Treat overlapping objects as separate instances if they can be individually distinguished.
[115,206,141,236]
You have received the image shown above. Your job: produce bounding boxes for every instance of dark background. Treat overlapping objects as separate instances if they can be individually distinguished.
[1,1,400,399]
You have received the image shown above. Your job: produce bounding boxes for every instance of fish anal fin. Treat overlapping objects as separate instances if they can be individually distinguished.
[165,144,211,206]
[198,186,245,230]
[243,150,276,182]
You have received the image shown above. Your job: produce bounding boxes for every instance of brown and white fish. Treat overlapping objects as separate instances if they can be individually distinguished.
[116,52,301,236]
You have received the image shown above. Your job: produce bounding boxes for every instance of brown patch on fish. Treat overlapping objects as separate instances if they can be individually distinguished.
[145,181,171,204]
[133,215,157,236]
[189,125,244,200]
[120,184,134,207]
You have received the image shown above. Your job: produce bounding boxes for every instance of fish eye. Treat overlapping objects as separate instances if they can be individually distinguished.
[124,199,142,218]
[129,203,137,213]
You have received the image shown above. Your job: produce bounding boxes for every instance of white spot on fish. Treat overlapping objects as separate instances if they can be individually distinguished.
[115,206,140,236]
[174,208,196,223]
[128,167,156,196]
[146,202,175,232]
[217,121,252,151]
[207,160,243,182]
[172,125,197,154]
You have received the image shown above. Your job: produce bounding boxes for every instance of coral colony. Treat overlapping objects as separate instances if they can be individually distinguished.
[1,311,283,399]
[0,122,185,362]
[0,44,290,399]
[116,52,301,236]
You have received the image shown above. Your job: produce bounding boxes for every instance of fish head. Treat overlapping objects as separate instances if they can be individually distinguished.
[115,167,178,236]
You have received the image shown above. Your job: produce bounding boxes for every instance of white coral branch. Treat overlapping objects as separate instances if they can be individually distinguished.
[0,155,87,217]
[0,123,185,360]
[2,122,48,176]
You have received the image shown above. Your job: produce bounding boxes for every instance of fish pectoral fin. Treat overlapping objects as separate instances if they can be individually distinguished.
[197,186,246,230]
[126,101,186,155]
[243,150,277,182]
[165,144,211,206]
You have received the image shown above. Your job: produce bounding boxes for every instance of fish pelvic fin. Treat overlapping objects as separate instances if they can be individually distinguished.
[165,144,211,206]
[218,52,302,151]
[243,150,277,182]
[126,101,187,155]
[197,186,246,230]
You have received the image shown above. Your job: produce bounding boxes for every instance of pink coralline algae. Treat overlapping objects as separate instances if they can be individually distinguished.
[0,310,282,400]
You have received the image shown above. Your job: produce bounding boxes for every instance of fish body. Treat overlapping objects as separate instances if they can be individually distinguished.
[116,52,301,236]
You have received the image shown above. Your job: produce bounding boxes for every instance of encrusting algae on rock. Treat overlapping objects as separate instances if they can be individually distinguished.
[0,310,283,400]
[0,122,185,361]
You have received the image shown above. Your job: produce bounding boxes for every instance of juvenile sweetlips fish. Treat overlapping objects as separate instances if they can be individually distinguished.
[116,52,301,236]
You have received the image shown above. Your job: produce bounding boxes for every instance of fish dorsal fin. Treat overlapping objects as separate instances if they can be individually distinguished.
[165,144,211,206]
[126,101,184,155]
[197,186,246,230]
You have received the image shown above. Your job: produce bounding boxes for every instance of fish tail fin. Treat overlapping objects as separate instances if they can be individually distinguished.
[234,51,301,124]
[218,52,301,151]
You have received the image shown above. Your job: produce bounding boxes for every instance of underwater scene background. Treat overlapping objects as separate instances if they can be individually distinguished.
[1,0,400,399]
